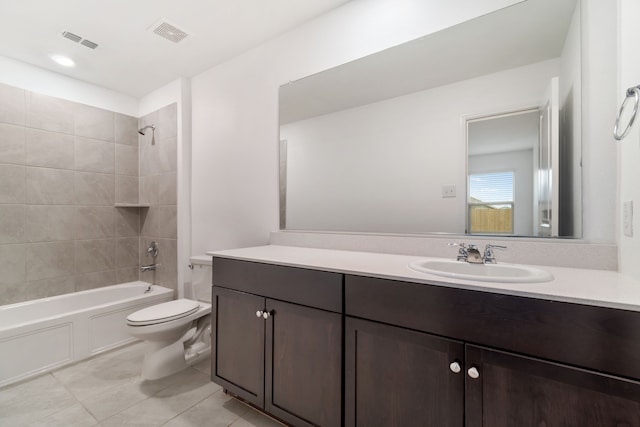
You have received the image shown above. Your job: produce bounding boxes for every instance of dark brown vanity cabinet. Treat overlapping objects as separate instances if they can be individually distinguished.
[346,274,640,427]
[465,346,640,427]
[211,258,343,427]
[345,317,465,427]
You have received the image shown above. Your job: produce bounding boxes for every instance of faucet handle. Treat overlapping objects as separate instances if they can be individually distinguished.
[483,244,506,264]
[449,242,468,262]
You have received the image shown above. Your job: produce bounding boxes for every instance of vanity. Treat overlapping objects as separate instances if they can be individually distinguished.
[209,245,640,427]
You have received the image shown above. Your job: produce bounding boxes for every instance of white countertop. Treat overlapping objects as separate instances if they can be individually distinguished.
[207,245,640,312]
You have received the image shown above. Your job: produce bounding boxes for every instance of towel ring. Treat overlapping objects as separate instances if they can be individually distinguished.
[614,86,640,141]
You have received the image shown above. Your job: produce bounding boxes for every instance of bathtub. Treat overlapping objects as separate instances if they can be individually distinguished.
[0,281,173,388]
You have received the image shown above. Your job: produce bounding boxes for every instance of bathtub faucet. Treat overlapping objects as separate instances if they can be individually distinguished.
[140,263,159,272]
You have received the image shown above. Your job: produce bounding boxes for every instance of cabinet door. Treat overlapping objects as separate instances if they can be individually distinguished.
[212,287,265,408]
[345,317,464,427]
[465,345,640,427]
[265,299,342,427]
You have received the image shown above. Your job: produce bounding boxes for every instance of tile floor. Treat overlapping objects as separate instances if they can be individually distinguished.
[0,342,283,427]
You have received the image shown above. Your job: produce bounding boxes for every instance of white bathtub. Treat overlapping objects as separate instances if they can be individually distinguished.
[0,281,173,388]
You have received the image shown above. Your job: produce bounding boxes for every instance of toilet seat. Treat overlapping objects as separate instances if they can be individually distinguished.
[127,299,200,326]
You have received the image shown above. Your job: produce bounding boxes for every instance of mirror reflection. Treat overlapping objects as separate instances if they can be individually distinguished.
[280,0,581,237]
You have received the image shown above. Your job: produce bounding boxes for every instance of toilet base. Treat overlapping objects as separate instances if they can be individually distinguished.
[139,315,212,380]
[141,340,187,380]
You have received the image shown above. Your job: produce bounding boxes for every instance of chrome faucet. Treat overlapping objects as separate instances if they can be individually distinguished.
[448,242,468,262]
[140,264,157,272]
[140,242,160,272]
[465,244,483,264]
[450,242,507,264]
[147,241,158,258]
[483,244,507,264]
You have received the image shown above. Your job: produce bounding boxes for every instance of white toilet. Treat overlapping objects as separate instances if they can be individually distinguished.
[127,255,212,380]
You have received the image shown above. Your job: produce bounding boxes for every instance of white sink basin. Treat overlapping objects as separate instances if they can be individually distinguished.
[408,259,554,283]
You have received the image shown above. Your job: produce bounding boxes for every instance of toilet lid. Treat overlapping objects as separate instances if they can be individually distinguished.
[127,299,200,326]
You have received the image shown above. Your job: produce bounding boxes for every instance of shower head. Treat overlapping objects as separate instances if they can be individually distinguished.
[138,124,155,135]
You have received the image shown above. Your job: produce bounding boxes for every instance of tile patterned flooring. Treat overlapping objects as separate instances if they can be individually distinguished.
[0,342,283,427]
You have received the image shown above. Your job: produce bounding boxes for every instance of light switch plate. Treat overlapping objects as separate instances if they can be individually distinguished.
[623,200,633,237]
[442,185,456,198]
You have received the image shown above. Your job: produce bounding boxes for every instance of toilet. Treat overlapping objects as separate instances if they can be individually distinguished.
[127,255,212,380]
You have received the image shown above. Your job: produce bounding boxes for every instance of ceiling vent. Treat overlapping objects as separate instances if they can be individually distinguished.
[150,20,189,43]
[80,39,98,49]
[62,31,82,43]
[61,31,99,49]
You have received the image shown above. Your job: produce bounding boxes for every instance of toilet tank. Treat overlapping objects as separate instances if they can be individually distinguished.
[189,255,212,303]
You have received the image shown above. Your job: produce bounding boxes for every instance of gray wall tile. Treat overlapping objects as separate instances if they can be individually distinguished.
[158,103,177,140]
[26,241,74,281]
[26,167,75,205]
[25,276,75,300]
[0,89,180,304]
[157,172,177,205]
[116,267,139,283]
[74,104,114,141]
[115,208,140,237]
[116,237,139,268]
[25,129,74,169]
[75,270,116,291]
[115,143,138,176]
[139,175,158,205]
[25,205,76,242]
[115,113,138,146]
[0,123,25,165]
[157,137,177,173]
[141,137,177,175]
[153,238,177,290]
[0,243,26,283]
[0,205,24,244]
[158,205,177,239]
[140,111,158,131]
[115,175,139,204]
[75,207,115,240]
[0,164,25,204]
[0,83,25,126]
[75,239,116,274]
[140,206,159,237]
[75,136,115,173]
[26,92,74,134]
[0,281,24,305]
[75,172,115,205]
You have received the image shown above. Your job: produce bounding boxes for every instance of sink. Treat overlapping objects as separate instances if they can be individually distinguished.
[408,259,553,283]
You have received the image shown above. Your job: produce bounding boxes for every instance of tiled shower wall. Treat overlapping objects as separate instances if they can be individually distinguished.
[0,83,178,304]
[138,104,178,291]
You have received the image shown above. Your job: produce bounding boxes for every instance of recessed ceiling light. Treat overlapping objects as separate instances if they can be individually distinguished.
[51,54,75,67]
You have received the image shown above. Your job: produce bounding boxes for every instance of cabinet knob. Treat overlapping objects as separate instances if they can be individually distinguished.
[449,362,461,374]
[262,311,271,319]
[256,310,264,318]
[467,367,480,379]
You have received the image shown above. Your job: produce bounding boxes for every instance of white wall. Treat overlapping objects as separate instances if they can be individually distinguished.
[618,0,640,279]
[581,0,618,242]
[0,55,138,116]
[281,60,557,234]
[190,0,530,254]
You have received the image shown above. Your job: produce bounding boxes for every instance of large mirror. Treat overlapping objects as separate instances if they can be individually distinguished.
[279,0,581,237]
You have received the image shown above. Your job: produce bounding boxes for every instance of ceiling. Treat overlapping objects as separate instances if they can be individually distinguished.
[0,0,351,98]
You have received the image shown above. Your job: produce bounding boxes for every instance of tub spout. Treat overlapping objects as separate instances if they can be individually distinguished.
[140,263,159,272]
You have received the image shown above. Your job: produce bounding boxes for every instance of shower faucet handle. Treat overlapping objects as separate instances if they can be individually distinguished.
[147,241,159,258]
